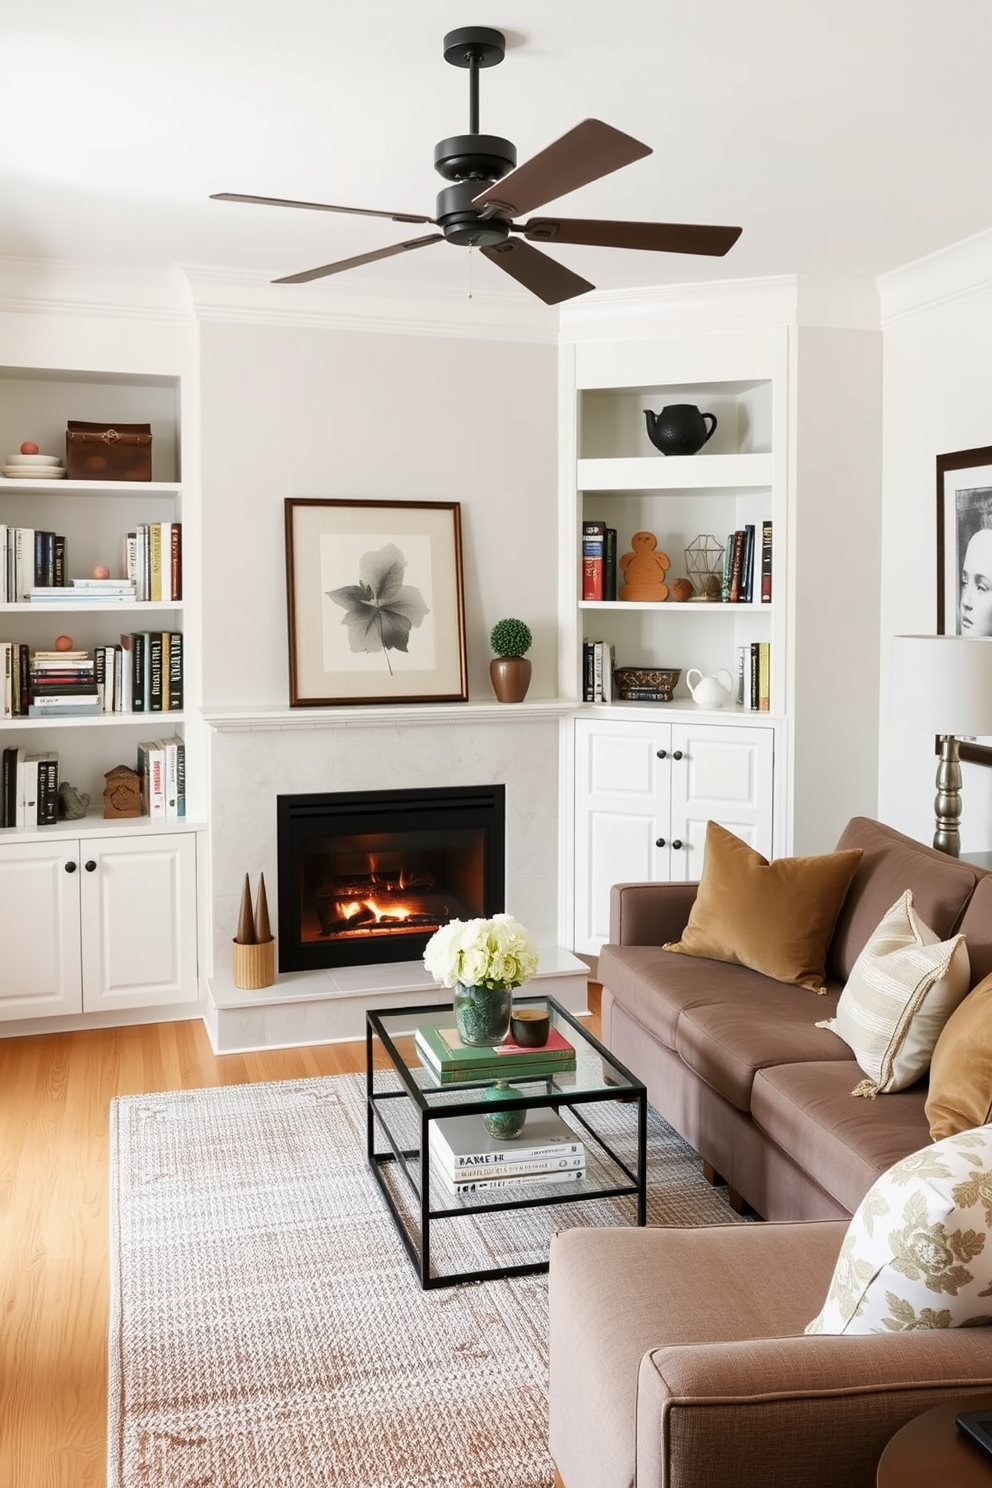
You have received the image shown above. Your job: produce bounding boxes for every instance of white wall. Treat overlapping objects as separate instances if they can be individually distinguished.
[198,319,558,706]
[879,257,992,848]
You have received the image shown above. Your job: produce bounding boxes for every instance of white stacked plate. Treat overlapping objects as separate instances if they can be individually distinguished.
[3,453,66,478]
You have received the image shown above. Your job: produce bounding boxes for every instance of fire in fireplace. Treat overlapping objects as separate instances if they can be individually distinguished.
[276,785,506,971]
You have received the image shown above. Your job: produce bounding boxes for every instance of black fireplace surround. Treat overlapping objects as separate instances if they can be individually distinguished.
[277,785,506,972]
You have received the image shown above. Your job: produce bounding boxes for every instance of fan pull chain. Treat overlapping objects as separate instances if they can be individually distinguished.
[466,245,474,300]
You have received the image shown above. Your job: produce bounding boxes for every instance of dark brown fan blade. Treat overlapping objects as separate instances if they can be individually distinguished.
[210,192,434,226]
[471,119,651,220]
[273,234,444,284]
[480,239,594,305]
[517,218,742,257]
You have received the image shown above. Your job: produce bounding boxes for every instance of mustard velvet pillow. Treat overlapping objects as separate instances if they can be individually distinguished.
[926,973,992,1141]
[663,821,862,991]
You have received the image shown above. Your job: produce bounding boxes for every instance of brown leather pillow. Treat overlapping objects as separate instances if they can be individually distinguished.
[926,972,992,1140]
[664,821,863,991]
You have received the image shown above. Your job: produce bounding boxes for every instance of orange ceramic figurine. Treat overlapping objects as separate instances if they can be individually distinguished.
[618,530,671,601]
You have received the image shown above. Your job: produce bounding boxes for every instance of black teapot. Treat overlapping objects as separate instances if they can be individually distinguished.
[644,404,717,456]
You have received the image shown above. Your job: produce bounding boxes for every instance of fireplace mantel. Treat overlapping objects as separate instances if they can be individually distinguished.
[202,699,576,731]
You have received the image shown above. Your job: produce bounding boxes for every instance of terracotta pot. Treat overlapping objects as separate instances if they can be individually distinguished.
[489,656,532,703]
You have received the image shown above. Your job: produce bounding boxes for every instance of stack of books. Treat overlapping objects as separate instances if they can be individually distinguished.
[137,736,186,819]
[428,1108,586,1195]
[1,745,59,827]
[415,1022,577,1085]
[27,650,101,718]
[28,578,137,605]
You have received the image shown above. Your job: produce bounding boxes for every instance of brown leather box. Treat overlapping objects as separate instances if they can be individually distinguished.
[65,421,152,481]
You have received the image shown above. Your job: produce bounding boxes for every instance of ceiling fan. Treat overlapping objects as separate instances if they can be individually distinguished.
[211,26,742,306]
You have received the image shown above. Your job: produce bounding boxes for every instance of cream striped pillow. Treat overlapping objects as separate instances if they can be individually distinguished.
[817,890,970,1096]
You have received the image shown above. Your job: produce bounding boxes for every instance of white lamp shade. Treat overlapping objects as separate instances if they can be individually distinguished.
[891,635,992,736]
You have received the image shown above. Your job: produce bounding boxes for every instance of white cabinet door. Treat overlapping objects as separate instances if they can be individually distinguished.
[0,841,82,1018]
[574,720,671,952]
[670,723,775,883]
[573,717,776,954]
[80,832,198,1012]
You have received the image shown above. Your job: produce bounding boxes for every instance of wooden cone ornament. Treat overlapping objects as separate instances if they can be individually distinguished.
[254,872,272,943]
[234,872,256,945]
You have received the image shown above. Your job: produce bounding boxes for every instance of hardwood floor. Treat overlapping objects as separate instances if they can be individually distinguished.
[0,987,600,1488]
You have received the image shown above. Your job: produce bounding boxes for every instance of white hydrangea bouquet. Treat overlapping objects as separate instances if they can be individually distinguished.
[424,913,539,1044]
[423,912,538,990]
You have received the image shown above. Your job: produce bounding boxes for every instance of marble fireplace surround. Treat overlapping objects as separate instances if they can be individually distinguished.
[202,701,585,1051]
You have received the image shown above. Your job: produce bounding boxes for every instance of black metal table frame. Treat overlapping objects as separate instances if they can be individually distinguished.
[365,993,647,1289]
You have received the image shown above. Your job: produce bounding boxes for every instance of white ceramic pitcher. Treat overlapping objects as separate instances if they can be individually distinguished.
[685,667,733,708]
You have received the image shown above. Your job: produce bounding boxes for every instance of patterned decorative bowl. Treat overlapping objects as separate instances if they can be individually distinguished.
[612,666,681,702]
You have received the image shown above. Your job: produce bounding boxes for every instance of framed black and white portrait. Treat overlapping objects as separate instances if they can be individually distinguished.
[936,444,992,764]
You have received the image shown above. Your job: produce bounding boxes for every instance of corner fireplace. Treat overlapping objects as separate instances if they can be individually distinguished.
[276,785,506,972]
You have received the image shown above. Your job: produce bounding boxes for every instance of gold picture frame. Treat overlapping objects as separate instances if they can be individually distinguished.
[285,498,467,706]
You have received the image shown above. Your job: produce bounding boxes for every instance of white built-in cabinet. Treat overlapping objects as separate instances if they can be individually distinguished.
[0,830,197,1019]
[572,717,774,953]
[560,327,789,953]
[0,353,202,1019]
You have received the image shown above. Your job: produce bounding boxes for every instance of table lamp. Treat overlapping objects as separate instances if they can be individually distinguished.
[890,635,992,856]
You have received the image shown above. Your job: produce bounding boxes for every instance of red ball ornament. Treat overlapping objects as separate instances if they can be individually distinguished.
[93,565,110,579]
[20,441,39,455]
[55,635,74,652]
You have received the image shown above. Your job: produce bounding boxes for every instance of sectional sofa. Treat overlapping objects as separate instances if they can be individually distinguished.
[549,817,992,1488]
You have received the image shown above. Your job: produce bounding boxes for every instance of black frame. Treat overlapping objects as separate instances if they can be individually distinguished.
[365,993,648,1289]
[936,444,992,765]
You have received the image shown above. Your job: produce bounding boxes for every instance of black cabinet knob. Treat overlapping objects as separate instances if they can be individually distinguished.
[655,837,666,848]
[64,860,77,873]
[656,749,667,759]
[84,860,97,873]
[672,839,684,850]
[672,750,684,761]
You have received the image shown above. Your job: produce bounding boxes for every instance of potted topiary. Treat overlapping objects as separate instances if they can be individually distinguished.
[489,618,533,703]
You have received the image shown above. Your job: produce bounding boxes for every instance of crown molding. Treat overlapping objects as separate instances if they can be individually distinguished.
[0,256,195,322]
[179,265,559,342]
[877,226,992,325]
[559,274,880,340]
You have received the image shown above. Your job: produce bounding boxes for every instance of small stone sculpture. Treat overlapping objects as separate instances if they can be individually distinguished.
[58,781,90,821]
[619,531,671,602]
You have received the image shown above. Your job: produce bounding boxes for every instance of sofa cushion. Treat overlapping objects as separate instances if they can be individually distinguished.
[596,943,828,1051]
[806,1125,992,1334]
[674,987,848,1112]
[955,872,992,986]
[751,1062,933,1215]
[828,817,980,983]
[926,972,992,1141]
[818,890,970,1096]
[663,822,862,992]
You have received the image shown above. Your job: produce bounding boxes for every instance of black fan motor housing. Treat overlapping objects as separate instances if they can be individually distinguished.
[433,133,516,184]
[434,181,511,247]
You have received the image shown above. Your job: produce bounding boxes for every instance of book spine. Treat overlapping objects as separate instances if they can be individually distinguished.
[583,640,594,703]
[168,631,183,711]
[603,527,617,601]
[148,632,163,711]
[728,530,744,603]
[443,1138,585,1168]
[94,647,106,708]
[758,641,771,711]
[749,641,760,710]
[444,1154,585,1182]
[174,737,185,817]
[53,533,66,587]
[149,523,163,603]
[760,520,773,602]
[736,645,747,706]
[721,533,734,601]
[163,737,179,818]
[439,1168,583,1195]
[593,640,604,702]
[170,522,182,601]
[740,523,755,603]
[582,520,606,601]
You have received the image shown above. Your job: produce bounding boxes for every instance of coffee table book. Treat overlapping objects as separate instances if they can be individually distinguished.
[429,1107,584,1169]
[433,1165,584,1197]
[414,1023,577,1083]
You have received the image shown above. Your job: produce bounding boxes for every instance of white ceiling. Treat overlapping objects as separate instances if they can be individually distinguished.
[4,0,992,305]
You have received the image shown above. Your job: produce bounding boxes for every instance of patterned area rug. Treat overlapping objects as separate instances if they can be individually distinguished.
[108,1072,747,1488]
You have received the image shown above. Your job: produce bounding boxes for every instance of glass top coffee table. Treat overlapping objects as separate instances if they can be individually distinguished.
[366,992,647,1288]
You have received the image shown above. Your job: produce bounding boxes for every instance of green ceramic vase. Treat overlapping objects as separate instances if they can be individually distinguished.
[481,1079,527,1140]
[453,982,512,1046]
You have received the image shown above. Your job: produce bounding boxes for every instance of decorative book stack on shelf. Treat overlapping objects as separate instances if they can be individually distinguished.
[428,1108,585,1195]
[1,745,58,827]
[414,1022,577,1085]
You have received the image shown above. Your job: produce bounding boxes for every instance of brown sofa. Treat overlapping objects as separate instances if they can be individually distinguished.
[549,818,992,1488]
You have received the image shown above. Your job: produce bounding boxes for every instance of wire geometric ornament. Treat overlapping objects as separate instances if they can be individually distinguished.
[684,534,725,600]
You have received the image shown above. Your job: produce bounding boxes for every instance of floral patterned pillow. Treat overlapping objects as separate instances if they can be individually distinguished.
[806,1125,992,1334]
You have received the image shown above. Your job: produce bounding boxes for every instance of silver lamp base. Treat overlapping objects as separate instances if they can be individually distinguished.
[933,734,963,857]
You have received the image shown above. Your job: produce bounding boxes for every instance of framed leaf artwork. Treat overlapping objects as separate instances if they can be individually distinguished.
[285,499,468,706]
